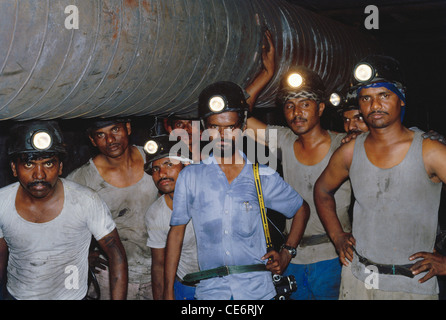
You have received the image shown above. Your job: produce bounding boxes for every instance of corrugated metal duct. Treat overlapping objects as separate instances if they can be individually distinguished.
[0,0,375,120]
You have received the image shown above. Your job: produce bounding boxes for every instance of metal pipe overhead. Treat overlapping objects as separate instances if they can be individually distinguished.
[0,0,375,120]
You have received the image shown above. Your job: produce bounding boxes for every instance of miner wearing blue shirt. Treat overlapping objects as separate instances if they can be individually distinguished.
[163,81,310,300]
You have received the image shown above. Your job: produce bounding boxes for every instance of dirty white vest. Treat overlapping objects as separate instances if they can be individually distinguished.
[350,131,441,295]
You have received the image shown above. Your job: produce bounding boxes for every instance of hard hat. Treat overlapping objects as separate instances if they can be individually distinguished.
[8,120,66,157]
[143,135,192,173]
[86,117,131,134]
[351,55,405,91]
[276,66,326,106]
[198,81,249,120]
[329,87,359,113]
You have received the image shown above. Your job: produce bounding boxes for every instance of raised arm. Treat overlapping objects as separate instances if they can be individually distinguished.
[245,30,276,110]
[97,228,128,300]
[245,30,276,143]
[314,142,354,266]
[163,224,186,300]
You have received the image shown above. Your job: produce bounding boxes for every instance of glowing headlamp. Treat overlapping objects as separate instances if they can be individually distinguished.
[329,93,341,107]
[287,73,304,88]
[354,63,374,83]
[144,140,159,155]
[32,131,52,150]
[208,95,226,113]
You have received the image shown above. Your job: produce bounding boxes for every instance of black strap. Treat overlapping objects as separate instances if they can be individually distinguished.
[299,233,331,247]
[354,247,414,278]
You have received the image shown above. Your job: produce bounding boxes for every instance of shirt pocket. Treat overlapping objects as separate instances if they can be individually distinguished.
[233,200,259,237]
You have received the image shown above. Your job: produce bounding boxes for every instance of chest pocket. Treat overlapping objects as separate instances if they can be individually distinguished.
[234,200,260,237]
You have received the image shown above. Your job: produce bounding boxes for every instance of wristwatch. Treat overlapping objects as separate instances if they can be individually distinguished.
[280,244,297,258]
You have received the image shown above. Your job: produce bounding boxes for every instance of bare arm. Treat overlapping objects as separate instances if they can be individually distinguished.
[245,30,275,143]
[423,139,446,184]
[245,30,276,110]
[263,201,310,274]
[97,228,128,300]
[163,224,186,300]
[408,139,446,280]
[0,238,7,298]
[314,142,355,266]
[150,247,165,300]
[285,201,310,249]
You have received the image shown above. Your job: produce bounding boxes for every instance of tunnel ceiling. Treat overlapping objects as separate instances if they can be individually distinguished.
[286,0,446,48]
[286,0,446,132]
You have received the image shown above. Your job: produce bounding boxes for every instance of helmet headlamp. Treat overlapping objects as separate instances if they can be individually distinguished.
[208,95,226,113]
[354,63,374,83]
[287,73,304,88]
[144,140,159,155]
[329,93,341,107]
[143,135,193,173]
[31,131,52,151]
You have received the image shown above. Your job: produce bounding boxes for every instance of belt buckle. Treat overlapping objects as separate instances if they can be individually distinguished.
[217,265,230,277]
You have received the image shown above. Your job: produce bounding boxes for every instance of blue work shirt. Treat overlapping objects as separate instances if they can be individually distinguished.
[171,153,304,300]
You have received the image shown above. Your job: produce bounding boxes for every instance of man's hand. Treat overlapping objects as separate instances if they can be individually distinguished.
[262,249,291,275]
[332,232,356,266]
[261,30,275,78]
[422,130,446,145]
[341,131,363,144]
[88,250,108,273]
[409,251,446,283]
[246,29,276,112]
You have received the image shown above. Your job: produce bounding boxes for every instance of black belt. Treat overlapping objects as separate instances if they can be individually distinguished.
[299,234,331,247]
[354,248,414,278]
[183,264,268,283]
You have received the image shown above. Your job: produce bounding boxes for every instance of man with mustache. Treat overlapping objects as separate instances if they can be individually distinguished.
[67,118,158,299]
[143,135,199,300]
[247,64,352,299]
[162,30,277,163]
[314,55,446,299]
[0,120,127,300]
[340,88,369,136]
[163,81,309,300]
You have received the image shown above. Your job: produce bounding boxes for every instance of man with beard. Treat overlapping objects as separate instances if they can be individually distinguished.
[0,120,127,300]
[144,135,199,300]
[67,118,158,299]
[314,55,446,299]
[163,81,310,300]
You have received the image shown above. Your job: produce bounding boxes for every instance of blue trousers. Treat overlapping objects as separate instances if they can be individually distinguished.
[282,258,342,300]
[174,278,196,300]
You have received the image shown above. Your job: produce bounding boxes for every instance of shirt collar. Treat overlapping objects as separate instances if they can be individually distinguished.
[202,150,251,165]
